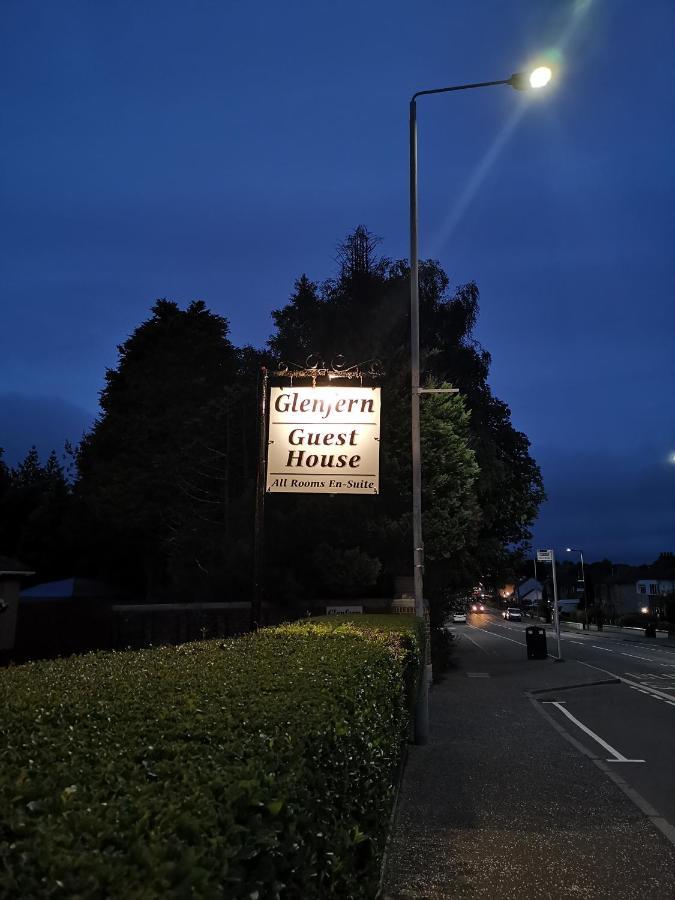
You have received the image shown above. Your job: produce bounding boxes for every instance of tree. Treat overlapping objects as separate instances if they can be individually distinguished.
[267,226,544,602]
[66,226,544,614]
[0,446,72,578]
[75,300,244,598]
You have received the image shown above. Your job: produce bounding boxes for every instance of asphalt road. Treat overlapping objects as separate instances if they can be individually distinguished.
[381,611,675,899]
[465,613,675,829]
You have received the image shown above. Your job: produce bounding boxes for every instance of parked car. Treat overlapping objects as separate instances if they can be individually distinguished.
[503,607,522,621]
[470,602,486,613]
[452,612,467,623]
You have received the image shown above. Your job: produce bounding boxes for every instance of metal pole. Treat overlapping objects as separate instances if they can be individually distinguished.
[407,72,543,740]
[580,551,588,630]
[251,367,268,631]
[533,557,538,618]
[552,550,563,661]
[410,96,430,745]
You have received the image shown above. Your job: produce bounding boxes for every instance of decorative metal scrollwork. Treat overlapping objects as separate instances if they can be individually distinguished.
[273,354,383,386]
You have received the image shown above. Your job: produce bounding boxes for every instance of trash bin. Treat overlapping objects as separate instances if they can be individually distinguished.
[525,625,547,660]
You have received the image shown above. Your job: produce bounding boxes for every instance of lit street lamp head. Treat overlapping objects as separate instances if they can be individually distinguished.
[529,66,553,88]
[509,66,553,91]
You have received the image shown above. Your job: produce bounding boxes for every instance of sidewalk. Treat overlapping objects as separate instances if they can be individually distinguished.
[556,621,674,643]
[380,652,675,899]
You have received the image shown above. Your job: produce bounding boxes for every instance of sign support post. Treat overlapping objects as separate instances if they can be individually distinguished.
[251,358,382,632]
[552,550,562,661]
[537,548,562,661]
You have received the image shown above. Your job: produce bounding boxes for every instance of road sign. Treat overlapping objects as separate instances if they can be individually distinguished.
[537,549,553,562]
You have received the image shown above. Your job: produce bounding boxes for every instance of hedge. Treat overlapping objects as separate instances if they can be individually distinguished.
[0,615,422,899]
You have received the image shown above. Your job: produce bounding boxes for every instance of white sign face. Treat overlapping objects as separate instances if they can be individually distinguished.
[536,549,553,562]
[326,605,363,615]
[266,386,380,494]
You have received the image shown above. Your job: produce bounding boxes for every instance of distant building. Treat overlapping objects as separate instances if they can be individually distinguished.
[16,577,125,660]
[556,599,581,615]
[636,578,675,598]
[516,578,543,609]
[0,556,35,661]
[595,553,675,619]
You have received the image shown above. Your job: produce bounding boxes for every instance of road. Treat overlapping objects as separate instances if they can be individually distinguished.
[462,611,675,837]
[382,611,675,898]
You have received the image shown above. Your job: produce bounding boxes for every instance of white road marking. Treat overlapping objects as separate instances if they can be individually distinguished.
[626,673,675,690]
[532,699,675,849]
[543,701,644,763]
[620,652,659,662]
[463,633,491,654]
[580,661,675,704]
[467,625,524,647]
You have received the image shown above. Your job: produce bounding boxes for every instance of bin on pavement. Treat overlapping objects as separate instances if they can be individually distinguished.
[525,625,547,660]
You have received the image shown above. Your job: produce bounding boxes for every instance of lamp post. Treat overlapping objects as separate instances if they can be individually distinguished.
[566,547,587,629]
[410,66,552,743]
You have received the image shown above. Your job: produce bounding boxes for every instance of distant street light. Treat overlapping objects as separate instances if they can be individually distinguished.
[410,65,553,743]
[566,547,588,629]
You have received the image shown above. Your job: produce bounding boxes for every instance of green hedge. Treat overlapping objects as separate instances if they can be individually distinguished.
[0,615,422,899]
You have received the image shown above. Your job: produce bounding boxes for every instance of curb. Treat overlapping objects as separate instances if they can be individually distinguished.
[376,742,410,900]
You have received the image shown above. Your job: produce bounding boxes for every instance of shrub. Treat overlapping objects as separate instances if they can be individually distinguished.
[0,615,422,899]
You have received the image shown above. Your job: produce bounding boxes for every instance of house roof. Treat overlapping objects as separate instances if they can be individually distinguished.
[517,578,542,600]
[0,556,35,577]
[20,578,121,600]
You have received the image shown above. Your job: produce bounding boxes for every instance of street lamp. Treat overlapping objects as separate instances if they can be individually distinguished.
[410,66,552,743]
[565,547,587,629]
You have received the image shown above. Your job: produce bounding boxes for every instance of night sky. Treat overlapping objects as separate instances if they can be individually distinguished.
[2,0,673,564]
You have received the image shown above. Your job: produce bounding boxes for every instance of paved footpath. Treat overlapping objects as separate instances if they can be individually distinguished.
[380,641,675,900]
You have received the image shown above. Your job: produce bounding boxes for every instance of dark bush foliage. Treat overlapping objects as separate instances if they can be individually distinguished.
[0,615,422,899]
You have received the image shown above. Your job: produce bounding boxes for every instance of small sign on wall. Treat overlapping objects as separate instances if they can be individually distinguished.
[266,386,380,494]
[326,605,364,615]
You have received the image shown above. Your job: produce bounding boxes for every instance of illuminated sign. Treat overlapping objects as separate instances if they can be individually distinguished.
[266,386,380,494]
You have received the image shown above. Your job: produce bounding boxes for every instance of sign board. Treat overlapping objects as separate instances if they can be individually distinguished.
[266,386,380,494]
[326,605,363,615]
[536,549,553,562]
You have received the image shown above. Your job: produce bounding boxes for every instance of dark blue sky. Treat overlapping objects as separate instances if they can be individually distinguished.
[2,0,673,564]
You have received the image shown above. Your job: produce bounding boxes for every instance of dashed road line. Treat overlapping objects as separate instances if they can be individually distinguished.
[580,661,675,705]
